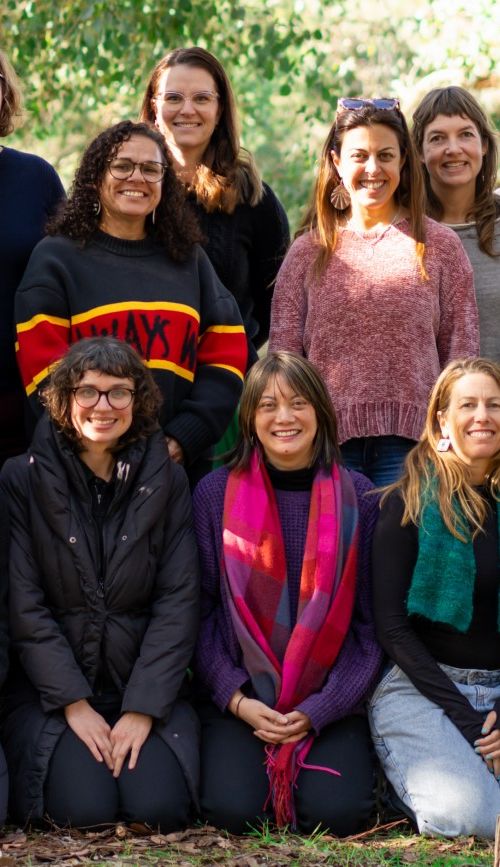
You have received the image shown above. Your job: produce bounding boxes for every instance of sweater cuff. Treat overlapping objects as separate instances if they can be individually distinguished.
[164,412,213,466]
[212,670,250,712]
[295,694,330,734]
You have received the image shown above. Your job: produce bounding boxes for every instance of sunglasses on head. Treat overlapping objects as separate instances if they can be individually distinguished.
[337,97,400,113]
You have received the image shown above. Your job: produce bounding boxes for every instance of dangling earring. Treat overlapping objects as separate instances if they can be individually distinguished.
[151,208,156,225]
[437,437,451,452]
[93,199,101,217]
[330,180,350,210]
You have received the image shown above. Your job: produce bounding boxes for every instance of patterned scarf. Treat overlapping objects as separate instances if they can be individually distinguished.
[222,450,359,826]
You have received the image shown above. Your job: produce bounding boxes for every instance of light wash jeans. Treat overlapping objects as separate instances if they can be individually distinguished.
[368,663,500,839]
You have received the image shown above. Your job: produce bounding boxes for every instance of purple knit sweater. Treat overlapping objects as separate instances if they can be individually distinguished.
[193,465,383,733]
[269,218,479,444]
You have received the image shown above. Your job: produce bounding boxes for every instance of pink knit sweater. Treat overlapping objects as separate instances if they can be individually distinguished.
[269,217,479,444]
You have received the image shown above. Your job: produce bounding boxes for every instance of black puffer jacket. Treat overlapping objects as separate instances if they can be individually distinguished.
[0,417,200,821]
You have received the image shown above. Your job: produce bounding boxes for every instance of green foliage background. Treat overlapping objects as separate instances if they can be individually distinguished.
[2,0,499,230]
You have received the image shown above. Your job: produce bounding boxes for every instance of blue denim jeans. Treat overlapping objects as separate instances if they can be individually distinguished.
[368,663,500,838]
[340,436,415,486]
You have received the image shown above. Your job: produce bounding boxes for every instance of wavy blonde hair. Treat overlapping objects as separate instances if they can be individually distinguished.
[298,103,427,279]
[383,357,500,540]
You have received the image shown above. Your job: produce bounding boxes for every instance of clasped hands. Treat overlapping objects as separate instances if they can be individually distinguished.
[229,691,311,745]
[65,699,152,777]
[474,710,500,779]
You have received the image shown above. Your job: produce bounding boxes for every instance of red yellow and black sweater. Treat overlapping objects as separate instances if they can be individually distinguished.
[15,231,247,464]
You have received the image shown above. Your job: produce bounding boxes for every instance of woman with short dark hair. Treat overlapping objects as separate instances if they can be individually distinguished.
[15,120,247,473]
[0,336,200,828]
[0,49,64,465]
[194,351,382,834]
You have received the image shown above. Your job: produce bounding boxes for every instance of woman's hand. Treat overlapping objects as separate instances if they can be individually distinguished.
[109,711,153,778]
[276,710,312,744]
[474,710,500,778]
[228,691,288,743]
[64,699,113,768]
[166,437,184,464]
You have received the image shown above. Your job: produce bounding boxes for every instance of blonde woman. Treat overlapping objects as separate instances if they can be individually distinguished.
[370,357,500,838]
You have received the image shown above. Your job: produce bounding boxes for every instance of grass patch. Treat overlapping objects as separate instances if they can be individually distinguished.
[0,821,493,866]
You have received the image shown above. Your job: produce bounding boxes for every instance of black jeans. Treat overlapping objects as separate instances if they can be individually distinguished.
[199,702,375,835]
[44,699,191,831]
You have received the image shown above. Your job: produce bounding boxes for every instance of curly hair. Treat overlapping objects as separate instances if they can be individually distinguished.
[298,103,427,279]
[412,87,499,258]
[0,50,22,137]
[47,120,202,261]
[42,337,163,451]
[140,47,262,214]
[228,351,342,471]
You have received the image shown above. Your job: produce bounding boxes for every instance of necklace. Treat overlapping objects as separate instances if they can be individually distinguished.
[344,211,401,257]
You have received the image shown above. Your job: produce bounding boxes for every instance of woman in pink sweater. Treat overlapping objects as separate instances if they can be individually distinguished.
[269,98,479,485]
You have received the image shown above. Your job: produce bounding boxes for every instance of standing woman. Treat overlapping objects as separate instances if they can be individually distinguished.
[0,50,64,464]
[15,120,247,473]
[370,357,500,838]
[412,86,500,360]
[194,352,382,834]
[140,46,290,365]
[0,337,199,828]
[269,98,479,486]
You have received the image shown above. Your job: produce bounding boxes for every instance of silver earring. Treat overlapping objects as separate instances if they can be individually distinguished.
[151,208,156,225]
[330,180,350,210]
[93,200,101,216]
[437,438,451,452]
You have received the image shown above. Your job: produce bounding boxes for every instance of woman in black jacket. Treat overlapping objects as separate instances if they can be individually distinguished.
[0,336,199,829]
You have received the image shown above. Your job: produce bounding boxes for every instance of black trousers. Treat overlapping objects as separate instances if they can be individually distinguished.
[44,703,191,831]
[199,703,375,835]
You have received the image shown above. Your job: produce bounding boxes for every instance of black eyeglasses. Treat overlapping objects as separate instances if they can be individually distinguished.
[107,159,166,183]
[337,97,401,113]
[72,386,136,409]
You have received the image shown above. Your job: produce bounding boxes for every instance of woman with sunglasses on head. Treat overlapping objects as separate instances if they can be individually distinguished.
[0,336,199,828]
[0,50,64,466]
[412,87,500,361]
[193,351,382,835]
[269,97,479,486]
[370,357,500,838]
[140,47,290,368]
[15,120,247,477]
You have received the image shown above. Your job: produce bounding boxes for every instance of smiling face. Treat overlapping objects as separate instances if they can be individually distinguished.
[421,113,486,202]
[98,133,163,239]
[254,374,318,471]
[70,370,135,451]
[437,372,500,483]
[152,64,221,164]
[332,123,405,221]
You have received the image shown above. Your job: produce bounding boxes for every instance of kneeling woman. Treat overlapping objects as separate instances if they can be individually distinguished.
[194,351,382,834]
[370,357,500,838]
[0,337,199,828]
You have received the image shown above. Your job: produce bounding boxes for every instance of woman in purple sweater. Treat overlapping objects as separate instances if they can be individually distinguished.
[193,351,382,834]
[269,98,479,485]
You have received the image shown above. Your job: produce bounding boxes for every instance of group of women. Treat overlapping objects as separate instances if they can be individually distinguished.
[0,43,499,840]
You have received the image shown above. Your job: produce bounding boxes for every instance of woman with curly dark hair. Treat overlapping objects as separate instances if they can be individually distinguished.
[0,49,64,466]
[140,47,289,365]
[412,87,500,360]
[0,336,200,828]
[15,120,247,470]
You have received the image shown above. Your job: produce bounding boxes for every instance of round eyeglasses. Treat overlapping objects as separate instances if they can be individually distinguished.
[156,91,219,111]
[72,386,136,409]
[107,159,166,183]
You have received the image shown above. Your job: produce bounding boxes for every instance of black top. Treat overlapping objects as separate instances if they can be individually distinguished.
[373,488,500,745]
[190,182,290,364]
[266,462,315,492]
